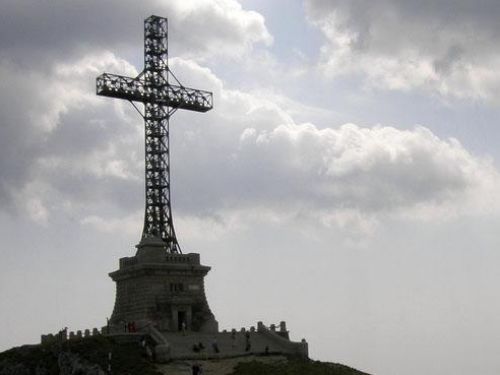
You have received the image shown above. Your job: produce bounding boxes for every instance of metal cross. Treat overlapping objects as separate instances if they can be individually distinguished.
[96,15,213,253]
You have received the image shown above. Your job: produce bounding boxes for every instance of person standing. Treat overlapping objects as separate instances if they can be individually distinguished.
[231,331,236,349]
[212,338,220,353]
[245,332,251,352]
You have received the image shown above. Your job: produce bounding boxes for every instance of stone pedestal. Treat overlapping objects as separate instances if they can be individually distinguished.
[109,237,218,333]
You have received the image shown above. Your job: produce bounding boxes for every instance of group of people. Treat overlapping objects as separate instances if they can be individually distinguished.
[192,341,205,353]
[192,332,253,354]
[191,338,220,354]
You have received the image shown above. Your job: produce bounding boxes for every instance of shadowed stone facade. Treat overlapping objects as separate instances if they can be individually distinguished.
[109,237,218,333]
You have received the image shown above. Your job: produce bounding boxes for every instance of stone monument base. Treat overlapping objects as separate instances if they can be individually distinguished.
[108,237,218,333]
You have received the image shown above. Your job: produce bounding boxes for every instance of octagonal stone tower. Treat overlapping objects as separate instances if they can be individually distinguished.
[109,237,218,333]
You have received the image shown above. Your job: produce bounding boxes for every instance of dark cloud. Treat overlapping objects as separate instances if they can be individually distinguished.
[0,52,140,217]
[0,62,47,210]
[0,0,271,67]
[307,0,500,40]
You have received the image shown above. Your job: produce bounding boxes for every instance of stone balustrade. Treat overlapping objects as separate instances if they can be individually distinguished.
[220,320,288,335]
[41,326,108,344]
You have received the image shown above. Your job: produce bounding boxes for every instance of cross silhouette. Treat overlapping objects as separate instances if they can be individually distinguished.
[96,15,213,253]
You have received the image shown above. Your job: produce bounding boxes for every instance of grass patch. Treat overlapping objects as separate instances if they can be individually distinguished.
[0,344,59,374]
[0,336,161,375]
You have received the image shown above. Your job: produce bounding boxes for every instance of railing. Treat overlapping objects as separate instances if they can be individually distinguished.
[165,253,199,264]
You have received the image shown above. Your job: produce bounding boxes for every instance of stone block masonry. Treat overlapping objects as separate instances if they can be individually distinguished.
[108,237,218,334]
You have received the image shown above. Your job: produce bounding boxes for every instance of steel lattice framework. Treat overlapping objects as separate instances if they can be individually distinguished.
[96,16,213,253]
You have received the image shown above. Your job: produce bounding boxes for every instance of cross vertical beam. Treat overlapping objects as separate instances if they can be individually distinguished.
[143,17,177,252]
[96,15,213,254]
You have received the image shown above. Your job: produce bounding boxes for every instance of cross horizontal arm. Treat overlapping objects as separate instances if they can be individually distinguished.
[96,73,213,113]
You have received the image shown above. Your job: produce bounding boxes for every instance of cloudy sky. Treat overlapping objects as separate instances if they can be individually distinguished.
[1,1,500,374]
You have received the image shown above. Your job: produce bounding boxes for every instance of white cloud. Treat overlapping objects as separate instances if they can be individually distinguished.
[305,0,500,103]
[166,0,273,60]
[231,122,499,219]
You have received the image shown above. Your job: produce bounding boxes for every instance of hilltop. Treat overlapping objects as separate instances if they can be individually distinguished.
[0,336,370,375]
